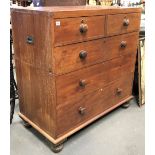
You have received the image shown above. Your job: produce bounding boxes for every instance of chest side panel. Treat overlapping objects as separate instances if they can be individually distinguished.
[11,10,57,138]
[11,11,53,71]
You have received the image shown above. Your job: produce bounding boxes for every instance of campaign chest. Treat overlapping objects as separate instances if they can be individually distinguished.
[11,6,141,152]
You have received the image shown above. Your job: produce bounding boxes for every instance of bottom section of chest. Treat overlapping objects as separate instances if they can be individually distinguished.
[17,50,136,144]
[19,69,134,144]
[56,74,134,137]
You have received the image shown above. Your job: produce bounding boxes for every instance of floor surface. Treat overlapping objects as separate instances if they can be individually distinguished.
[10,98,145,155]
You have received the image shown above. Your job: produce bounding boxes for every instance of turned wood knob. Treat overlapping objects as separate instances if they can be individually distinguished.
[79,51,87,59]
[123,19,129,26]
[79,107,86,115]
[79,79,86,87]
[79,23,88,34]
[120,41,127,48]
[116,88,123,95]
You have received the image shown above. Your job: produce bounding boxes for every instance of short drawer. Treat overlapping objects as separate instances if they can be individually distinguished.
[56,54,136,106]
[54,32,138,74]
[107,13,141,36]
[54,16,105,46]
[56,75,133,136]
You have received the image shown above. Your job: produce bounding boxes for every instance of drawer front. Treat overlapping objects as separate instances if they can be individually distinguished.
[56,75,133,136]
[107,13,141,36]
[56,54,136,106]
[54,16,105,46]
[54,32,138,74]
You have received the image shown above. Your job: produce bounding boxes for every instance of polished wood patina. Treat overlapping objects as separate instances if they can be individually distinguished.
[11,6,141,152]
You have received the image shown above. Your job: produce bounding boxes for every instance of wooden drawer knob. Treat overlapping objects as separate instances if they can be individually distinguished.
[120,41,127,48]
[79,107,86,115]
[79,51,87,59]
[123,19,129,26]
[79,23,88,34]
[79,79,86,87]
[116,88,122,95]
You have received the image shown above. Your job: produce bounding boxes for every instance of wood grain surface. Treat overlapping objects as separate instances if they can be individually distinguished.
[11,6,141,18]
[56,75,133,136]
[54,32,138,74]
[107,13,141,36]
[11,6,141,144]
[15,60,57,138]
[54,16,105,46]
[11,11,54,72]
[56,54,136,106]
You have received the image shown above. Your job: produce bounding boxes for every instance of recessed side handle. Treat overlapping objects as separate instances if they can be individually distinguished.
[26,36,34,44]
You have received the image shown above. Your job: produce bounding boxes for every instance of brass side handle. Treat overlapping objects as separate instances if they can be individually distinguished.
[120,41,127,48]
[79,51,87,59]
[79,79,86,87]
[123,19,129,26]
[79,107,86,115]
[79,23,88,34]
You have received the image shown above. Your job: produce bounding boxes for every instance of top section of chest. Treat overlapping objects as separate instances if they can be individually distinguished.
[11,6,141,74]
[11,6,141,44]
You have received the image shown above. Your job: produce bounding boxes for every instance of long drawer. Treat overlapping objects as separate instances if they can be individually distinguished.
[54,16,105,46]
[107,13,141,36]
[54,32,138,74]
[56,75,133,136]
[56,54,136,106]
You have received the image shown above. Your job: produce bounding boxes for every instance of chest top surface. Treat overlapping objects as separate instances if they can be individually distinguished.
[11,6,141,18]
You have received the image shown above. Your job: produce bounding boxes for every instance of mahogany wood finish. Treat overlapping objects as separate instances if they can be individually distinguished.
[57,75,133,136]
[54,16,105,46]
[56,55,136,106]
[54,32,138,74]
[107,13,141,36]
[11,6,141,152]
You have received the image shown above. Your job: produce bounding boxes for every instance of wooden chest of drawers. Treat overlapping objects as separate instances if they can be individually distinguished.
[11,6,141,152]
